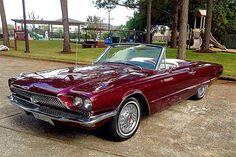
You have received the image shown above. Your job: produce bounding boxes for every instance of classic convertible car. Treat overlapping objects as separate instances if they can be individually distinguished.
[8,43,223,141]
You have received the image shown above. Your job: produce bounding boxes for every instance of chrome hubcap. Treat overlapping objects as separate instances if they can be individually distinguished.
[198,85,207,97]
[118,101,140,136]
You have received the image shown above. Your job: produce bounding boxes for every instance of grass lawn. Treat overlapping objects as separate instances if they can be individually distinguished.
[1,40,236,77]
[5,40,104,64]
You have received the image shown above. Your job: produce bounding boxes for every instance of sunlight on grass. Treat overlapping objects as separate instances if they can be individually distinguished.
[7,40,105,64]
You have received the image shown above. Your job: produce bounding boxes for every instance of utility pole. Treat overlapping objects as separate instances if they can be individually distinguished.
[22,0,29,52]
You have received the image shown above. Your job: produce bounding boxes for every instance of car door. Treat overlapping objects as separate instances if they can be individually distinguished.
[147,65,197,113]
[169,65,196,100]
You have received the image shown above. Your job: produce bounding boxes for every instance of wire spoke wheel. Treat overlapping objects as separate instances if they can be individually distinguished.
[109,97,141,141]
[118,101,139,136]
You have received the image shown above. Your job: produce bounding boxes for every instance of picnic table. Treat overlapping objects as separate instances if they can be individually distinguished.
[82,41,97,48]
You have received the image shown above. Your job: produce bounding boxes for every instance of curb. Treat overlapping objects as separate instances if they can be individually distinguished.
[219,76,236,82]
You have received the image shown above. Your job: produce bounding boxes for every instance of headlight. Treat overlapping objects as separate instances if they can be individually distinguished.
[84,99,92,110]
[74,97,83,107]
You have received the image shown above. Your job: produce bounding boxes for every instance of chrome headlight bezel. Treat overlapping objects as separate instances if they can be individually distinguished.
[73,96,92,111]
[74,97,83,107]
[84,99,92,110]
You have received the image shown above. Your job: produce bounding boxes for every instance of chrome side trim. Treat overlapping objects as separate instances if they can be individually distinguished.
[8,95,117,127]
[151,80,211,103]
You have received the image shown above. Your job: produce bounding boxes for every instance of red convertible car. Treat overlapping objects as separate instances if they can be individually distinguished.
[8,43,223,141]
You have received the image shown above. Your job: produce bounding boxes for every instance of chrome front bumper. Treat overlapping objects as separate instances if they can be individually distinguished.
[8,95,117,127]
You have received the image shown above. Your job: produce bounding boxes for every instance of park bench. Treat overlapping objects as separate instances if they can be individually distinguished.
[82,41,107,48]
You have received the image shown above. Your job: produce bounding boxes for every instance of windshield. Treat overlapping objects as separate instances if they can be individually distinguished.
[96,44,163,70]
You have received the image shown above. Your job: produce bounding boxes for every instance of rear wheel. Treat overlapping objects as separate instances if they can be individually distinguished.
[108,97,141,141]
[192,84,208,100]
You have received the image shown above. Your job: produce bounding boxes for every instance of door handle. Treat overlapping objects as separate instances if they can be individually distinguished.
[188,69,196,75]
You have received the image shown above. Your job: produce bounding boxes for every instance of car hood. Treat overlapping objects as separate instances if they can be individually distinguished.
[11,63,151,96]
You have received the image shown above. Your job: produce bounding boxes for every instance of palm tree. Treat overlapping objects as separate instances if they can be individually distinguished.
[60,0,71,53]
[201,0,213,50]
[0,0,10,47]
[146,0,152,44]
[177,0,189,59]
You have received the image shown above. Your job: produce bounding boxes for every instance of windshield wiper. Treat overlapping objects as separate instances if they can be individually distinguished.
[97,61,142,69]
[113,61,142,69]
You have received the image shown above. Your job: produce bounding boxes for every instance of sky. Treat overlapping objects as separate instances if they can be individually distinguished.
[2,0,134,26]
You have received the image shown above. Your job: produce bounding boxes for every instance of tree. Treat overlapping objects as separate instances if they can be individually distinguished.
[170,0,179,48]
[188,0,236,40]
[0,0,10,47]
[146,0,152,44]
[211,0,236,40]
[27,11,42,31]
[177,0,189,59]
[86,15,103,29]
[94,0,154,43]
[86,15,103,40]
[93,0,139,9]
[201,0,213,50]
[60,0,71,53]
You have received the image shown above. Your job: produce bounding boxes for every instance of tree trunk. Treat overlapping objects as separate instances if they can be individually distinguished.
[170,0,178,48]
[177,0,189,60]
[60,0,71,53]
[146,0,152,44]
[201,0,213,50]
[0,0,10,47]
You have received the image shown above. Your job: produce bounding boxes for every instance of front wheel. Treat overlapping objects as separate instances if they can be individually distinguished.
[108,97,141,141]
[192,84,208,100]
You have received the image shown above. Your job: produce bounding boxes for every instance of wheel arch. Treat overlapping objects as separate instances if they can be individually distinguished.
[119,90,150,116]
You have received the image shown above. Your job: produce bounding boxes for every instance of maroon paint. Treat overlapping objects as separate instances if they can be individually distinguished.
[9,61,223,125]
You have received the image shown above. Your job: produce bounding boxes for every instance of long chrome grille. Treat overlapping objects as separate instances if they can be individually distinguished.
[10,86,67,110]
[39,106,89,118]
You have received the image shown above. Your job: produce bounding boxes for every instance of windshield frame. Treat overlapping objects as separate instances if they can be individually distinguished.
[94,43,165,70]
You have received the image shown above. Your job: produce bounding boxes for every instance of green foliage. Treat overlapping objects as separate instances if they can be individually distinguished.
[93,0,139,9]
[211,0,236,40]
[126,10,146,31]
[101,32,110,39]
[188,0,236,40]
[126,0,172,31]
[115,25,130,39]
[102,0,236,40]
